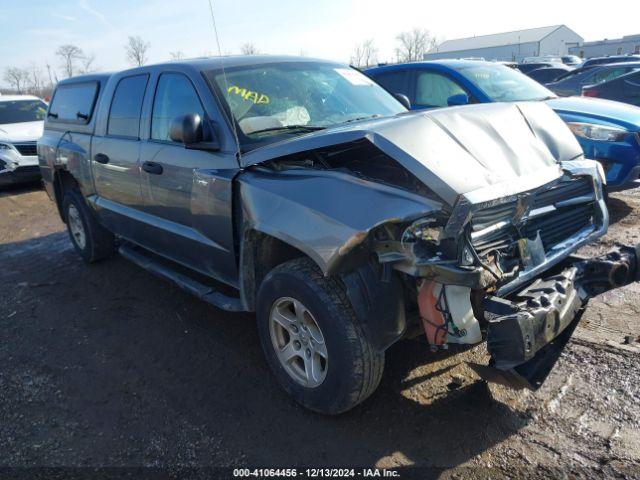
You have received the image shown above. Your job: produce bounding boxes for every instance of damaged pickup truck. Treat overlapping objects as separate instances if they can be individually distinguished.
[38,56,640,414]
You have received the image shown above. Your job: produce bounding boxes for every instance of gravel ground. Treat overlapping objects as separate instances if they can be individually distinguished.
[1,183,639,478]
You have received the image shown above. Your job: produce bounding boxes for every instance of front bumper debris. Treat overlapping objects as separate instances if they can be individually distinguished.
[472,244,640,390]
[0,165,41,186]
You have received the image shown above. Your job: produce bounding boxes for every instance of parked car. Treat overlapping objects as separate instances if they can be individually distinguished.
[367,60,640,189]
[561,55,582,66]
[495,61,518,69]
[0,95,47,187]
[526,65,573,84]
[38,56,640,415]
[522,56,562,64]
[581,54,640,68]
[546,62,640,97]
[516,62,565,74]
[583,69,640,106]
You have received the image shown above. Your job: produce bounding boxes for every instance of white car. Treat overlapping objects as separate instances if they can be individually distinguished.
[0,95,47,187]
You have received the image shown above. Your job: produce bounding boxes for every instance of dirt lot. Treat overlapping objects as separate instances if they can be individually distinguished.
[1,183,640,478]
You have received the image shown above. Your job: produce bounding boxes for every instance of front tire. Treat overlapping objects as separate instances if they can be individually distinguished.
[63,189,115,263]
[257,258,384,415]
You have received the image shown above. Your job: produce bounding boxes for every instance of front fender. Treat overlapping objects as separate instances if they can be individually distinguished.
[238,168,443,276]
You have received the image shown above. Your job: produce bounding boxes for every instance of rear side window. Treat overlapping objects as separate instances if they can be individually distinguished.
[49,82,98,124]
[373,70,409,97]
[107,74,149,138]
[151,73,204,142]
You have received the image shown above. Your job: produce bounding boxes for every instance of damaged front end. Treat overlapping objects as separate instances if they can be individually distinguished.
[478,245,640,389]
[377,161,640,389]
[239,101,640,391]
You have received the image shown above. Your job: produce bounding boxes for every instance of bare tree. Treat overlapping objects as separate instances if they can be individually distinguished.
[169,50,185,61]
[3,67,30,94]
[27,63,44,96]
[240,43,259,55]
[125,36,150,66]
[428,35,443,54]
[395,28,434,62]
[56,44,84,78]
[350,39,378,67]
[79,53,97,74]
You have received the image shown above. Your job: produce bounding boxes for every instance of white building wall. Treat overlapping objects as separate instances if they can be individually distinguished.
[424,42,539,62]
[539,25,584,56]
[569,35,640,58]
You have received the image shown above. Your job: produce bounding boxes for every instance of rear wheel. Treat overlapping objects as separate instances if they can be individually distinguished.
[63,189,115,263]
[257,258,384,415]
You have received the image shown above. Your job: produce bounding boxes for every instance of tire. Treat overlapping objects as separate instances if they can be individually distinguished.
[257,258,384,415]
[62,189,115,263]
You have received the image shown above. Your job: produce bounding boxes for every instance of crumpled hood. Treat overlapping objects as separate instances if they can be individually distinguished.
[0,121,44,142]
[241,102,583,206]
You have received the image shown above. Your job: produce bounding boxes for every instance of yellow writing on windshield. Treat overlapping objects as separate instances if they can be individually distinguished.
[227,85,269,104]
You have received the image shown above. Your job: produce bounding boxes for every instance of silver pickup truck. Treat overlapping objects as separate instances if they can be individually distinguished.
[38,56,640,415]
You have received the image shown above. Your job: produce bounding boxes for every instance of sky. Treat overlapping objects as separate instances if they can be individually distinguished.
[1,0,639,86]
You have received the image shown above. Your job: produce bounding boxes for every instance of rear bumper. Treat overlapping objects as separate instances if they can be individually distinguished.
[475,244,639,389]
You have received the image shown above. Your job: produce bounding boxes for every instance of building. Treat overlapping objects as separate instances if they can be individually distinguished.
[424,25,583,62]
[569,34,640,59]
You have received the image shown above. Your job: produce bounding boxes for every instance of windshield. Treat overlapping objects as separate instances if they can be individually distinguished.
[206,62,405,143]
[0,100,48,124]
[458,64,556,102]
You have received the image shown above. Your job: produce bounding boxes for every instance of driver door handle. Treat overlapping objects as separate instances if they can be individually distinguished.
[94,153,110,164]
[142,161,163,175]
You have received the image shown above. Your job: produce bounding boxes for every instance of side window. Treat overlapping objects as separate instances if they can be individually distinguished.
[531,69,559,83]
[151,73,204,142]
[49,82,98,124]
[580,70,598,84]
[107,74,149,138]
[623,71,640,91]
[373,71,409,97]
[593,68,626,84]
[415,72,466,107]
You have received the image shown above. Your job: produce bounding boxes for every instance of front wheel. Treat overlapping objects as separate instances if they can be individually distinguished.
[256,258,384,415]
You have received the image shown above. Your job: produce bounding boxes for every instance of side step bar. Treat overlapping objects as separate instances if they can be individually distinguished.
[118,243,246,312]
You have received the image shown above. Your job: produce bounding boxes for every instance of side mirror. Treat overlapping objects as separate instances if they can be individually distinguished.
[394,93,411,109]
[447,93,469,106]
[170,114,204,144]
[169,114,221,151]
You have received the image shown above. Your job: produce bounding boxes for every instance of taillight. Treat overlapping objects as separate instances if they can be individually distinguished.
[582,89,598,97]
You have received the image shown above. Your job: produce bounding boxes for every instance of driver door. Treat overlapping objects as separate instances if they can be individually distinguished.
[137,71,240,285]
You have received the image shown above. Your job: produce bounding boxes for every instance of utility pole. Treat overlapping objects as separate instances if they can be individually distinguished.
[45,62,56,88]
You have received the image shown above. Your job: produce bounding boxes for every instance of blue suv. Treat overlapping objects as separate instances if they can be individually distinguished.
[367,60,640,190]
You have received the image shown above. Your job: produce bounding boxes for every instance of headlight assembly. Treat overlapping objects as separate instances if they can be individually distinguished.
[567,122,628,142]
[401,217,443,257]
[0,143,15,150]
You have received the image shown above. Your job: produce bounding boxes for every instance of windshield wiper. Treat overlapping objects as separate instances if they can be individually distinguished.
[250,125,326,135]
[342,114,383,124]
